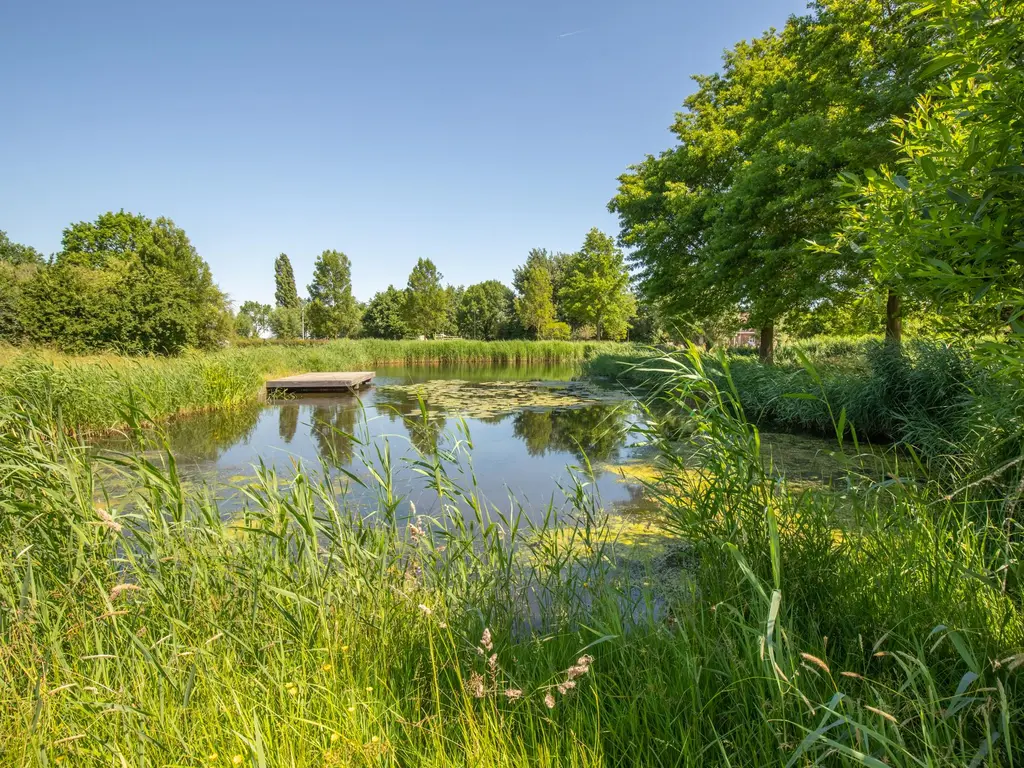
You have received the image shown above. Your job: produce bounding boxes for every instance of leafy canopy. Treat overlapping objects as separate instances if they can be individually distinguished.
[833,0,1024,340]
[457,281,516,340]
[516,265,557,338]
[610,0,935,336]
[307,250,360,339]
[559,228,636,341]
[362,286,409,339]
[274,253,299,309]
[402,258,448,338]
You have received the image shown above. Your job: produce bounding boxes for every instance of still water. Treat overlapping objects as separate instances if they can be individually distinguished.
[124,365,650,520]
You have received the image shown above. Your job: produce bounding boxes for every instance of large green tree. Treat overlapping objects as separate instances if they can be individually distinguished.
[402,259,448,338]
[238,301,273,336]
[274,253,299,309]
[19,211,228,353]
[457,281,516,340]
[559,229,636,340]
[833,0,1024,344]
[306,250,360,338]
[362,286,408,339]
[512,248,574,319]
[610,0,935,360]
[516,265,558,338]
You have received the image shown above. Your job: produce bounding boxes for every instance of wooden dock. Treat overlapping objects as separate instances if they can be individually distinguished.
[266,371,375,395]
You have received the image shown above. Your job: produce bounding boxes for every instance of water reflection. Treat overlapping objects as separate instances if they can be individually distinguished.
[278,405,299,444]
[310,401,359,466]
[512,405,631,464]
[163,402,263,461]
[98,367,648,520]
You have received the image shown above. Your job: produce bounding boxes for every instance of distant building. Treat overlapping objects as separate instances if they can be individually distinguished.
[731,328,757,347]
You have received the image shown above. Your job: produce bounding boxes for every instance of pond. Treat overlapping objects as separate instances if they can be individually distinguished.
[103,364,648,521]
[99,364,867,524]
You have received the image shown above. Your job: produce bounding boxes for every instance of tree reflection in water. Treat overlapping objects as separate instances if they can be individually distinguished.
[163,402,263,461]
[374,387,450,457]
[512,404,630,463]
[278,405,299,443]
[310,401,359,467]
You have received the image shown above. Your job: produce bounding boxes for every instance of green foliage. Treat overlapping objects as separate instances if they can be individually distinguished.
[442,284,463,336]
[512,248,574,320]
[543,320,571,341]
[0,340,632,432]
[610,0,935,333]
[456,281,516,340]
[402,258,448,338]
[515,265,556,338]
[0,230,44,266]
[1,352,1020,765]
[306,250,360,339]
[269,306,303,339]
[559,229,636,340]
[274,253,299,309]
[238,300,273,336]
[833,0,1024,343]
[233,311,256,338]
[362,286,409,339]
[11,212,228,354]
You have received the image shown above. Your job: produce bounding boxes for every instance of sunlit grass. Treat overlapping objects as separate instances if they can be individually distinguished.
[1,348,1021,766]
[0,340,636,434]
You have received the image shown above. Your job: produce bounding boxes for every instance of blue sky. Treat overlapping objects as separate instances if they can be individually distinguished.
[1,0,809,305]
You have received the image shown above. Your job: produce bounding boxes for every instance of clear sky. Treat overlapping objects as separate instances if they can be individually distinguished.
[1,0,809,305]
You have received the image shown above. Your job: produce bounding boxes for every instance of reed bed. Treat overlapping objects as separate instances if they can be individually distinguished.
[1,348,1020,765]
[0,340,634,434]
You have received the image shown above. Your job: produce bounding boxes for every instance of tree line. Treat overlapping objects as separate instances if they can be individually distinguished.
[234,227,639,343]
[610,0,1023,362]
[1,217,639,353]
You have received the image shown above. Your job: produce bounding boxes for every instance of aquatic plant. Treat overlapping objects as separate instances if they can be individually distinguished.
[1,350,1021,765]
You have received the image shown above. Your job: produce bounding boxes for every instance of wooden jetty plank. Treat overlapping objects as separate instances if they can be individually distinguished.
[265,371,375,394]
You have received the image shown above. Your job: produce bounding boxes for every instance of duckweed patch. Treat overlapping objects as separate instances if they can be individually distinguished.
[376,379,626,419]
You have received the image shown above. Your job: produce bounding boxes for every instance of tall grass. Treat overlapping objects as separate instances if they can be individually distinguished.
[0,340,634,434]
[1,348,1021,765]
[589,337,1024,486]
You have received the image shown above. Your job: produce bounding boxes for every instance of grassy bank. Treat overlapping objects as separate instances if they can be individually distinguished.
[588,337,1024,475]
[0,340,634,434]
[1,350,1021,765]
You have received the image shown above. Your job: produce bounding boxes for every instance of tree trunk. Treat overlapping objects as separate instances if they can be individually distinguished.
[885,289,902,345]
[758,323,775,365]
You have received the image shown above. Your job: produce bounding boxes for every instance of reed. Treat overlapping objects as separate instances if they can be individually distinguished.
[1,348,1020,765]
[0,340,634,434]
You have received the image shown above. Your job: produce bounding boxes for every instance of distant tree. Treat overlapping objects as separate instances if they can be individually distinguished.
[0,230,44,266]
[362,286,409,339]
[559,229,636,340]
[238,301,273,336]
[627,300,664,343]
[234,311,256,338]
[402,259,448,337]
[0,232,44,342]
[274,253,299,309]
[269,306,303,339]
[457,281,516,340]
[516,265,557,338]
[442,285,464,336]
[306,250,360,338]
[610,1,937,360]
[512,248,575,321]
